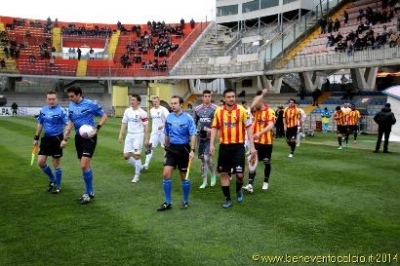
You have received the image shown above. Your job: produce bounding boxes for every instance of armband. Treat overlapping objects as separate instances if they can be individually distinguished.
[34,135,39,141]
[96,125,102,131]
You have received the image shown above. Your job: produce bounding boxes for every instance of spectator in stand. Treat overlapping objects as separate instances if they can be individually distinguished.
[312,88,321,107]
[326,32,335,47]
[335,39,347,52]
[346,30,356,42]
[358,8,365,21]
[180,18,185,28]
[89,47,94,59]
[327,18,333,33]
[347,41,354,56]
[190,18,195,29]
[77,48,82,61]
[0,58,5,68]
[319,16,327,34]
[29,53,36,63]
[49,56,55,67]
[335,32,344,44]
[343,10,349,24]
[333,18,341,32]
[389,31,399,47]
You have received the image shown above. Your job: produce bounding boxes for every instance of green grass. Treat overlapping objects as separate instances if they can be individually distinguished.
[0,117,399,266]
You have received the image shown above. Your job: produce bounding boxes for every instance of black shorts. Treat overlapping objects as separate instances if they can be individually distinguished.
[38,134,63,158]
[75,134,97,159]
[286,126,298,140]
[347,125,358,133]
[337,125,347,135]
[217,144,245,174]
[164,144,190,172]
[197,138,210,159]
[255,143,273,162]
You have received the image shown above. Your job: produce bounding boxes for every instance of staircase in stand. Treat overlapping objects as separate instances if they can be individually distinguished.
[108,30,120,59]
[52,27,62,52]
[76,60,87,77]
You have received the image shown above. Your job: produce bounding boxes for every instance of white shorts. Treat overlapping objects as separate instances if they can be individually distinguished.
[124,133,144,155]
[149,130,165,148]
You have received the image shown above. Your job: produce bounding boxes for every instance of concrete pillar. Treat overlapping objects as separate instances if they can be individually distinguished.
[301,71,317,92]
[261,75,283,94]
[350,67,378,91]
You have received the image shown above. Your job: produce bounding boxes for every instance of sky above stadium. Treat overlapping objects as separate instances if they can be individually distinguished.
[1,0,216,24]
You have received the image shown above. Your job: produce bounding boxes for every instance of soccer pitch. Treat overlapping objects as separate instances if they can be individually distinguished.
[0,117,399,266]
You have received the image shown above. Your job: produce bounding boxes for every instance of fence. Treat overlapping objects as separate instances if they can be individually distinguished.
[304,114,378,134]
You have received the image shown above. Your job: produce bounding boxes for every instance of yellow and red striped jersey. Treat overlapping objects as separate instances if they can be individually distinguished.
[252,106,276,145]
[334,110,347,126]
[283,107,301,128]
[347,110,360,125]
[212,104,252,144]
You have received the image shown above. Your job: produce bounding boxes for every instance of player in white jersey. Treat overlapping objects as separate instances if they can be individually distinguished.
[296,104,307,146]
[241,100,253,154]
[118,94,149,183]
[142,96,170,170]
[193,90,218,188]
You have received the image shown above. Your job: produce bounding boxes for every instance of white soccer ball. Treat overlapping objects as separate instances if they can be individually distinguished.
[79,125,94,138]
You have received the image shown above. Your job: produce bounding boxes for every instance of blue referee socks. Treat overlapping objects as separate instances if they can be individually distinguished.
[163,178,172,204]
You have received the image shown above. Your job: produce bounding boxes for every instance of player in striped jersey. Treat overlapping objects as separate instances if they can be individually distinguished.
[210,88,256,208]
[333,105,347,149]
[193,90,218,188]
[283,99,302,158]
[242,88,276,193]
[345,104,361,145]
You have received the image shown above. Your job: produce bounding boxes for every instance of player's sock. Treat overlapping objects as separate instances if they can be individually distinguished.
[145,153,152,166]
[338,137,342,146]
[182,179,190,203]
[248,172,256,185]
[236,177,244,194]
[83,168,93,195]
[127,157,136,167]
[208,161,215,177]
[201,161,208,185]
[222,186,231,201]
[41,164,55,182]
[163,178,172,204]
[135,159,142,175]
[290,142,296,154]
[55,168,62,187]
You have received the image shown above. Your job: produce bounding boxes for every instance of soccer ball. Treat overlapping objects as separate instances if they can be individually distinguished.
[79,125,94,138]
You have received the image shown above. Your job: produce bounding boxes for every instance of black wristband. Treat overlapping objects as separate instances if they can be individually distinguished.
[34,135,39,140]
[191,148,195,152]
[96,125,102,131]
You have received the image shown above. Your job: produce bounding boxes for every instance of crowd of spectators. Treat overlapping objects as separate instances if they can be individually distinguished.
[116,19,186,70]
[61,24,112,37]
[319,0,400,56]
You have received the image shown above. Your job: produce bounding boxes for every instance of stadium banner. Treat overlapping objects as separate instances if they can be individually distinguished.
[0,107,12,116]
[0,107,41,117]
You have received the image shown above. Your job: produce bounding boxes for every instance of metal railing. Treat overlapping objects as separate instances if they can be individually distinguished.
[270,46,400,72]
